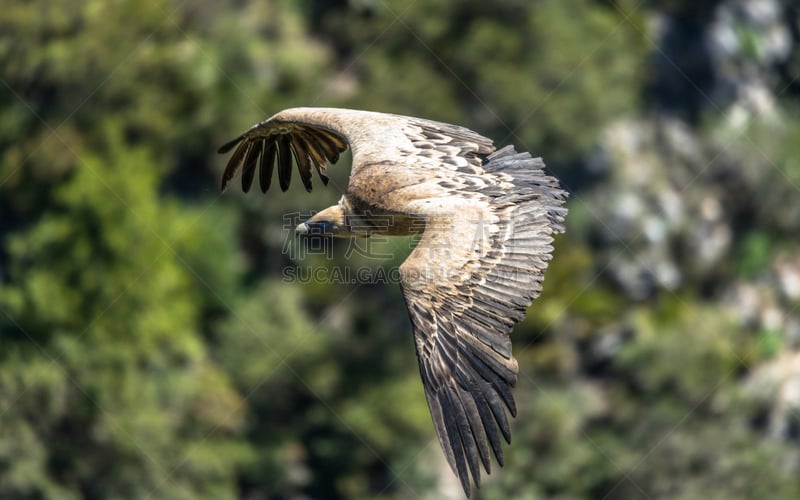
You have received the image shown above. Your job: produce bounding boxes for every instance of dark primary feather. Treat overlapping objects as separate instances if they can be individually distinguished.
[294,132,330,186]
[277,134,293,192]
[259,140,276,193]
[217,134,244,155]
[241,139,260,193]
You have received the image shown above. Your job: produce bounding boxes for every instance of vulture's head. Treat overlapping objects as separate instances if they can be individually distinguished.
[295,204,355,238]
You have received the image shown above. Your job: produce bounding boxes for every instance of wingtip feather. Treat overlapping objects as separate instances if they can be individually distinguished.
[217,135,244,154]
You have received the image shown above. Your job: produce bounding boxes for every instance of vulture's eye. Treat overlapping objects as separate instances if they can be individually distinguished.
[305,220,333,235]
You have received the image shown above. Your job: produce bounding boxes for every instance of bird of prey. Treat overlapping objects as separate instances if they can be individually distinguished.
[218,107,567,497]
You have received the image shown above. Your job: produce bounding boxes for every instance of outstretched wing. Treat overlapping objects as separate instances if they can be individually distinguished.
[217,107,495,194]
[398,146,567,497]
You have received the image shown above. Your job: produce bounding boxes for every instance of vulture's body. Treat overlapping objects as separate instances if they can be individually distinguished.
[219,107,567,497]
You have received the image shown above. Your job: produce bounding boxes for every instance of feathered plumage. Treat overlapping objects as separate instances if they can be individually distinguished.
[219,107,567,497]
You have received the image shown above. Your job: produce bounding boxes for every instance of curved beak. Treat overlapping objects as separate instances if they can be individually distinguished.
[295,221,309,236]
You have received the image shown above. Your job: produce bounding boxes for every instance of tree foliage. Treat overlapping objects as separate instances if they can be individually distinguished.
[2,0,800,498]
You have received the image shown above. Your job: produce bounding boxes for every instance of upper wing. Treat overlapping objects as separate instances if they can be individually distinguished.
[398,146,567,497]
[217,116,348,193]
[217,107,494,194]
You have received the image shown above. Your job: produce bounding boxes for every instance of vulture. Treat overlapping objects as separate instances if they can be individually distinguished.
[218,107,567,497]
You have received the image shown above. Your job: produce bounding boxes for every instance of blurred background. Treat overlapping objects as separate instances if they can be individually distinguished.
[2,0,800,498]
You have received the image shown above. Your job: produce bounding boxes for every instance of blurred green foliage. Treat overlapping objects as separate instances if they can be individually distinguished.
[2,0,800,498]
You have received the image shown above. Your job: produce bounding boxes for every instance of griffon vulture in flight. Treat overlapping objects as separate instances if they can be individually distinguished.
[218,107,567,497]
